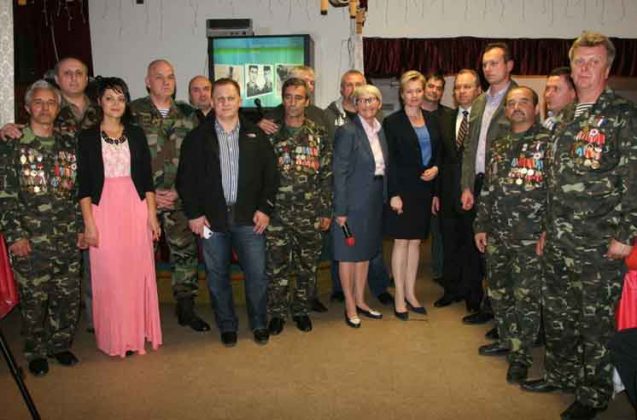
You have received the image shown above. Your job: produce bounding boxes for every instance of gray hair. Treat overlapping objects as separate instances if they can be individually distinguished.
[352,84,382,104]
[24,80,62,106]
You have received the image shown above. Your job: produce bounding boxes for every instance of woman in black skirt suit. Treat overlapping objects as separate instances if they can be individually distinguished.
[384,70,440,319]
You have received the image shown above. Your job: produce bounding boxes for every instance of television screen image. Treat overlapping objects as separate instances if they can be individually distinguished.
[209,35,313,108]
[214,64,244,89]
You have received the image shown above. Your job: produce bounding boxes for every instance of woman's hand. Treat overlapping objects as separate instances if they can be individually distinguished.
[84,222,99,247]
[336,216,347,227]
[149,215,161,241]
[390,196,403,214]
[421,166,439,181]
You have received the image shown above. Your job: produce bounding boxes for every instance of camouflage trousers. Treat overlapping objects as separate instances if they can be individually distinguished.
[266,216,323,318]
[486,237,542,367]
[542,239,623,408]
[11,244,80,361]
[159,207,199,300]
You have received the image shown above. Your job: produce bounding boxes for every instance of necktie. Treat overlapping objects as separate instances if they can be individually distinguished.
[457,110,469,149]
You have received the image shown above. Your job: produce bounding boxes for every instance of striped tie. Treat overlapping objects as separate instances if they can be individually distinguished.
[457,110,469,149]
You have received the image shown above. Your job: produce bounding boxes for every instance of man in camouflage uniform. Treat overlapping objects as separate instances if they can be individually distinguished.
[474,87,550,384]
[521,32,637,420]
[0,80,83,376]
[258,65,332,313]
[1,57,100,332]
[130,59,209,332]
[266,78,332,335]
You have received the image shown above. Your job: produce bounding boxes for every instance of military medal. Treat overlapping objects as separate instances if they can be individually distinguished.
[20,154,27,164]
[591,160,600,169]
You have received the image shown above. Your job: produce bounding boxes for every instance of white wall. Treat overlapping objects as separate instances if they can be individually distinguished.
[90,0,637,108]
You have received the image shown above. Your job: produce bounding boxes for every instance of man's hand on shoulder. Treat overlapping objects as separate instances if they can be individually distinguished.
[257,119,279,135]
[0,123,24,141]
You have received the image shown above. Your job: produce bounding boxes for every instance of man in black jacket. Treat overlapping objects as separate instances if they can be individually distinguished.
[177,78,278,348]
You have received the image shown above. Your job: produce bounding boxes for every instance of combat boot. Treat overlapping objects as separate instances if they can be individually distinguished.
[176,297,211,332]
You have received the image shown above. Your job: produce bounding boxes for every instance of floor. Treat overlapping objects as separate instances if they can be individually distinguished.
[1,250,634,420]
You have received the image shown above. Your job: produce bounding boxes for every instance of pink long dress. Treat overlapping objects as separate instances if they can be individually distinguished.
[90,135,162,357]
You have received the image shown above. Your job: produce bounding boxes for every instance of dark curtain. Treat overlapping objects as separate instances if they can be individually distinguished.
[14,0,93,121]
[364,36,637,79]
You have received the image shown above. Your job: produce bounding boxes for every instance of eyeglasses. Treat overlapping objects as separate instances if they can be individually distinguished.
[357,97,378,105]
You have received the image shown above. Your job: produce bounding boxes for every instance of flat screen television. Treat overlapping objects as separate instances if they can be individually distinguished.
[208,34,314,109]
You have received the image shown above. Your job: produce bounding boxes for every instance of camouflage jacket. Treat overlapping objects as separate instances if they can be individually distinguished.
[269,118,332,220]
[0,127,80,246]
[546,87,637,247]
[55,96,100,140]
[475,123,550,242]
[129,96,198,189]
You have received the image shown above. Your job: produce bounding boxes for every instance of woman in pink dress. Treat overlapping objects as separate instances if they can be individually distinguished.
[77,77,162,357]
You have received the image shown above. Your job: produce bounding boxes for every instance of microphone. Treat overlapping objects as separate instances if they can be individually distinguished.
[341,222,356,247]
[254,98,264,120]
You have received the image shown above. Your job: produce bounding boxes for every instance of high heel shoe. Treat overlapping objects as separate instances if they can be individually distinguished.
[406,301,427,315]
[344,311,361,328]
[356,306,383,319]
[394,309,409,321]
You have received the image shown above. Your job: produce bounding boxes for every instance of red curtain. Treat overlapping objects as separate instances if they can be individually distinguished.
[363,36,637,78]
[14,0,93,121]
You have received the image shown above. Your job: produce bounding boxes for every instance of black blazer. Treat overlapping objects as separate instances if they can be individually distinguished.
[436,107,467,216]
[77,124,154,204]
[384,108,441,199]
[176,117,278,233]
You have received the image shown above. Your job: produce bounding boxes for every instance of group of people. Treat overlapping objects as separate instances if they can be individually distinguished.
[1,28,635,420]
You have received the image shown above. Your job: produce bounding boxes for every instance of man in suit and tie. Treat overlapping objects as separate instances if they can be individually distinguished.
[432,69,482,308]
[460,42,518,327]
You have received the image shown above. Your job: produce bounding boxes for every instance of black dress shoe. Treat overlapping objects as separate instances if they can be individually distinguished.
[253,328,269,345]
[520,378,561,393]
[310,298,328,313]
[185,316,211,332]
[293,315,312,332]
[220,331,238,347]
[28,358,49,376]
[356,306,383,319]
[478,342,509,356]
[344,311,361,328]
[560,401,605,420]
[330,291,345,302]
[394,310,409,321]
[462,311,494,325]
[406,302,427,314]
[376,292,394,306]
[434,294,459,308]
[485,327,499,340]
[48,351,79,366]
[268,317,285,335]
[506,362,528,384]
[125,350,135,357]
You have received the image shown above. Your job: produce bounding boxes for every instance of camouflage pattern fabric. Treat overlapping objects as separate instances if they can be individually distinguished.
[130,97,199,299]
[55,96,99,328]
[0,127,80,360]
[55,96,100,140]
[129,97,197,189]
[475,123,550,367]
[542,87,637,408]
[266,120,332,317]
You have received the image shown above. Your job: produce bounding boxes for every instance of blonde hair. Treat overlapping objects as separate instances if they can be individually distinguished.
[569,31,616,68]
[399,70,426,96]
[352,84,382,104]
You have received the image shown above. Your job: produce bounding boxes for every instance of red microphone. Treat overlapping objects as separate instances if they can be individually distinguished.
[342,222,356,247]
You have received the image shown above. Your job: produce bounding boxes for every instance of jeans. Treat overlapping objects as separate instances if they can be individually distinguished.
[331,251,390,297]
[201,224,267,332]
